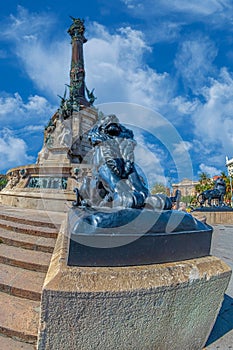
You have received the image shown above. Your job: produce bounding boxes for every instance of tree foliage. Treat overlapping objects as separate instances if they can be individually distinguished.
[220,171,233,203]
[195,172,213,194]
[150,183,168,195]
[0,176,7,190]
[181,195,194,205]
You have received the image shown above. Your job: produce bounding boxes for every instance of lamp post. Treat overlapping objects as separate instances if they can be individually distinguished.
[226,156,233,207]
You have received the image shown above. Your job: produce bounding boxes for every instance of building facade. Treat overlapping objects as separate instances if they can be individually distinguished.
[172,178,199,197]
[226,156,233,176]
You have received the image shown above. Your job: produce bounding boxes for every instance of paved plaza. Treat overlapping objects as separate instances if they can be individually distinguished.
[205,224,233,349]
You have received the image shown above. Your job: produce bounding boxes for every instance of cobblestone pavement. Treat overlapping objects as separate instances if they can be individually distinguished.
[205,224,233,349]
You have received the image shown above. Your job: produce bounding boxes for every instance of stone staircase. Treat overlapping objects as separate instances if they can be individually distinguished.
[0,205,65,349]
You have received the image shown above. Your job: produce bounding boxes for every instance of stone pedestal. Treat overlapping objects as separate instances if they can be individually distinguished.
[37,221,231,350]
[0,106,98,212]
[192,210,233,225]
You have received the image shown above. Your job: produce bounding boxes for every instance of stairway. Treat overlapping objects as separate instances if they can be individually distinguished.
[0,205,65,349]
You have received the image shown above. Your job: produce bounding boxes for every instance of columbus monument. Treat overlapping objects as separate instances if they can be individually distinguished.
[0,17,98,211]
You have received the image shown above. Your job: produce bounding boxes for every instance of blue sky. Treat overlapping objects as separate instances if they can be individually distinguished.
[0,1,233,185]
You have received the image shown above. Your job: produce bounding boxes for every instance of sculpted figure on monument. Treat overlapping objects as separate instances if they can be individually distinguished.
[56,117,72,148]
[85,86,97,105]
[6,171,20,189]
[58,90,73,119]
[68,17,86,39]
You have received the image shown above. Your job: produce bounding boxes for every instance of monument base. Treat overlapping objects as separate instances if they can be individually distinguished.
[37,220,231,350]
[192,210,233,225]
[67,207,213,266]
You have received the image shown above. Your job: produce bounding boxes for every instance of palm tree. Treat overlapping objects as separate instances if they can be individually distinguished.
[195,172,213,194]
[221,171,232,204]
[151,183,168,195]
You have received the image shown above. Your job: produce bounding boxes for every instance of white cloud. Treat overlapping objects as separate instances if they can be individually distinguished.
[121,0,233,22]
[193,68,233,158]
[0,92,55,128]
[159,0,232,16]
[199,163,221,177]
[85,22,173,108]
[173,141,192,155]
[0,92,55,172]
[121,0,233,44]
[146,21,183,43]
[0,128,34,172]
[122,0,143,9]
[133,135,166,187]
[2,6,70,100]
[175,36,217,93]
[171,96,200,114]
[22,125,45,132]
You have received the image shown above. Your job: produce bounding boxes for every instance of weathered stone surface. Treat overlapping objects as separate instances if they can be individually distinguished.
[0,187,74,212]
[0,263,46,301]
[0,204,65,228]
[37,221,232,350]
[0,244,52,272]
[0,291,39,343]
[192,211,233,225]
[0,204,62,347]
[0,335,36,350]
[0,217,58,238]
[0,228,56,253]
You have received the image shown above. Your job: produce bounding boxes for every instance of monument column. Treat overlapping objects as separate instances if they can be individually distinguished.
[67,17,90,108]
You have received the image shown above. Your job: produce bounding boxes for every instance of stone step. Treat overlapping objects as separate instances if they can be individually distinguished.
[0,228,56,253]
[0,291,39,344]
[0,335,36,350]
[0,263,45,301]
[0,218,58,238]
[0,244,51,272]
[0,204,65,227]
[0,212,57,229]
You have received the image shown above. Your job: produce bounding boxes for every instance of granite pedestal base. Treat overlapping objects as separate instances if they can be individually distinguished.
[67,207,213,266]
[192,210,233,225]
[37,220,231,350]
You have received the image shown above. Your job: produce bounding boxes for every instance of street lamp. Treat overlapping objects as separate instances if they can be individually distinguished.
[226,156,233,207]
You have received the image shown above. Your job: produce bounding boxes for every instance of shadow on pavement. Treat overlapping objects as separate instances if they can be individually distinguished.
[205,294,233,346]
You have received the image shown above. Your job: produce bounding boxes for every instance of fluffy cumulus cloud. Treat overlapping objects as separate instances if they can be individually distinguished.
[132,132,167,187]
[0,92,56,172]
[193,68,233,161]
[156,0,233,17]
[175,36,217,93]
[121,0,233,22]
[171,96,200,115]
[85,22,173,108]
[2,6,70,100]
[199,163,222,177]
[121,0,233,43]
[0,128,34,172]
[0,92,55,128]
[172,68,233,171]
[173,141,192,155]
